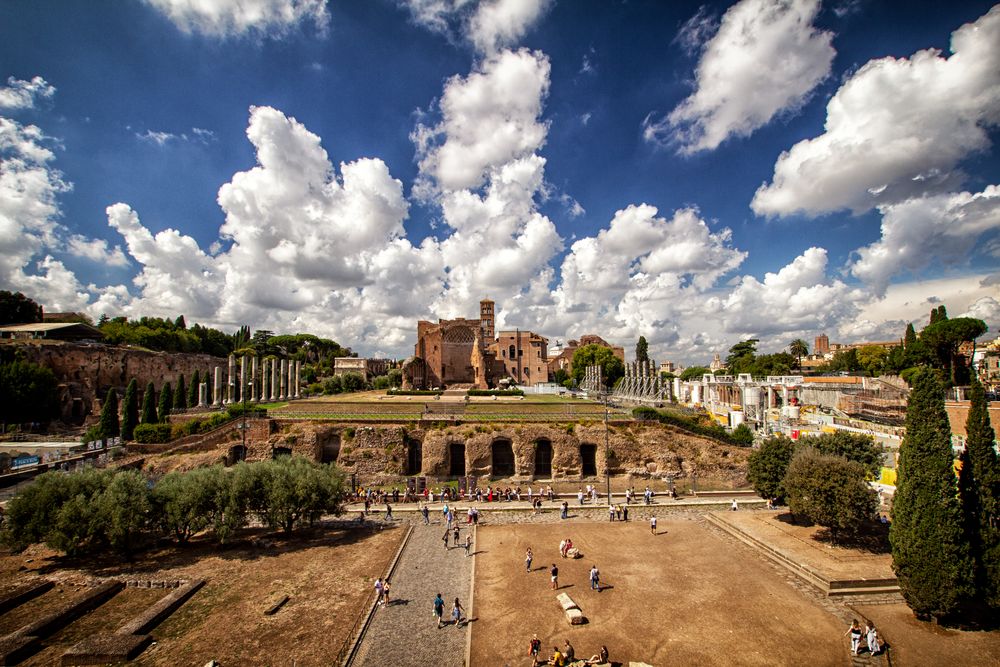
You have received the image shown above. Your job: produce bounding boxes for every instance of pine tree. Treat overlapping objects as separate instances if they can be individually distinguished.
[187,369,199,407]
[958,378,1000,610]
[890,368,973,620]
[140,382,158,424]
[121,379,139,440]
[98,388,120,438]
[158,383,173,423]
[174,375,187,410]
[635,336,649,364]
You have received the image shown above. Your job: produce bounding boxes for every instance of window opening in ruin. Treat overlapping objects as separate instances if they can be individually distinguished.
[580,443,597,477]
[449,442,466,476]
[508,345,516,359]
[406,439,422,476]
[491,439,515,477]
[534,439,552,478]
[227,444,247,466]
[320,434,340,464]
[273,446,292,459]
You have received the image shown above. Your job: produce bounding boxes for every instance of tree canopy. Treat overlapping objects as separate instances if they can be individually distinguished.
[571,344,625,388]
[0,359,59,427]
[0,291,43,325]
[635,336,649,364]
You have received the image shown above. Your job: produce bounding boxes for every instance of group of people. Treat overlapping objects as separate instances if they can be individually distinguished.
[528,636,609,666]
[845,618,882,656]
[607,504,629,521]
[373,577,391,607]
[441,523,473,555]
[432,592,466,629]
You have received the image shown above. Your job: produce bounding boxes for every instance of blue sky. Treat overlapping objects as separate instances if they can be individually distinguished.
[1,0,998,364]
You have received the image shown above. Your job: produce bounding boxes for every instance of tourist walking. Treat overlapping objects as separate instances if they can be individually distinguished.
[550,563,559,590]
[845,619,863,655]
[866,622,881,655]
[374,578,384,606]
[650,515,657,534]
[577,489,584,505]
[433,593,445,628]
[608,505,615,522]
[622,505,629,522]
[464,533,472,556]
[528,634,541,661]
[453,525,460,546]
[420,503,429,524]
[451,597,466,627]
[525,547,533,572]
[589,565,600,591]
[442,528,450,549]
[382,579,391,606]
[384,502,393,520]
[731,499,739,511]
[560,501,568,519]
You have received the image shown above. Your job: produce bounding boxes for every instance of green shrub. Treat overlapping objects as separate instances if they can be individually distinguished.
[387,389,443,396]
[731,423,754,446]
[133,423,173,443]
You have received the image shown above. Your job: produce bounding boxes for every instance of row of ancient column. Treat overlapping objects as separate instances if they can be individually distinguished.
[195,356,302,407]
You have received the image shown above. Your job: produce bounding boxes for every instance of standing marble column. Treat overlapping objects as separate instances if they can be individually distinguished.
[294,361,301,399]
[251,356,259,402]
[226,355,236,404]
[271,358,279,401]
[279,359,288,400]
[213,367,222,406]
[239,355,247,403]
[198,382,208,407]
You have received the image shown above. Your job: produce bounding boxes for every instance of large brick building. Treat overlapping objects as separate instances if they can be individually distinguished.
[403,300,551,389]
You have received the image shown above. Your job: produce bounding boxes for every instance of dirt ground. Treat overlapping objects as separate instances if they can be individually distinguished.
[0,522,403,666]
[851,603,1000,666]
[469,519,846,666]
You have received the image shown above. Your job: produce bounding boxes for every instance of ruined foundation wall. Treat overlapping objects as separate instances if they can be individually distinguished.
[242,420,749,486]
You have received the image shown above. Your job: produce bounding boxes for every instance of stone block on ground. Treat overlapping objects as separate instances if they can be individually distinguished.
[628,663,654,667]
[61,633,153,665]
[556,592,578,611]
[565,607,585,625]
[566,547,581,559]
[116,580,205,635]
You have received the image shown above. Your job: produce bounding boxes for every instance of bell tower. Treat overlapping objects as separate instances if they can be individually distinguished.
[479,299,495,341]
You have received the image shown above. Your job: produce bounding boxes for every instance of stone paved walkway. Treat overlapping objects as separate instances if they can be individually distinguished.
[352,516,473,667]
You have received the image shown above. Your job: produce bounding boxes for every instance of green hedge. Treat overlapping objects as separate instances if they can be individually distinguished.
[467,389,524,396]
[387,389,443,396]
[632,406,749,447]
[133,423,173,443]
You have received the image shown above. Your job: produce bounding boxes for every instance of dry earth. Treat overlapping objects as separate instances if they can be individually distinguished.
[470,518,846,666]
[0,522,403,666]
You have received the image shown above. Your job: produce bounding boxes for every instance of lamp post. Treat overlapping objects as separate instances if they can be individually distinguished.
[604,388,611,506]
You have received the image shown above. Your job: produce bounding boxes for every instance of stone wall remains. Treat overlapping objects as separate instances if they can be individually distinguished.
[5,341,225,423]
[227,420,749,486]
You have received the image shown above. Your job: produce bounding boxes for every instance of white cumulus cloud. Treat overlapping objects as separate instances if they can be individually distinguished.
[142,0,329,38]
[752,4,1000,216]
[0,76,56,111]
[850,185,1000,296]
[413,48,550,194]
[398,0,551,54]
[645,0,834,154]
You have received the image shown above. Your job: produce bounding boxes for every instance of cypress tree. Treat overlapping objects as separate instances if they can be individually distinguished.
[98,388,120,438]
[174,375,187,410]
[187,369,199,407]
[904,323,917,350]
[140,382,158,424]
[958,378,1000,610]
[890,367,973,620]
[121,379,138,440]
[636,336,649,364]
[158,382,173,423]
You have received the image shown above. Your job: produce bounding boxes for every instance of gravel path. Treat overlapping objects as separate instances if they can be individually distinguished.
[352,515,473,667]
